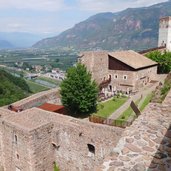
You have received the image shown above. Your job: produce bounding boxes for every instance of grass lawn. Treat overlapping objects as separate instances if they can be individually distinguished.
[118,93,153,121]
[93,96,128,118]
[38,76,61,85]
[118,98,141,120]
[26,80,49,94]
[139,93,153,111]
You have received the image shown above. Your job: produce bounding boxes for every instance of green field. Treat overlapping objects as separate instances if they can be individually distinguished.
[37,76,61,85]
[139,93,153,111]
[118,98,141,120]
[0,49,77,71]
[26,80,49,94]
[118,93,153,121]
[93,96,128,118]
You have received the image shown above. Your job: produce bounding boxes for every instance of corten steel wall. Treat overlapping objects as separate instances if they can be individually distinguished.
[108,56,133,71]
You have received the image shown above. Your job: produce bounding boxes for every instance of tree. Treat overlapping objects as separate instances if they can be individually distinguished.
[146,51,171,73]
[55,58,60,63]
[60,63,98,116]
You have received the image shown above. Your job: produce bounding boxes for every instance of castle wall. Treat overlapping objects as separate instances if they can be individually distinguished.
[80,52,109,84]
[29,123,55,171]
[12,88,61,110]
[0,120,55,171]
[52,120,123,171]
[101,89,171,171]
[0,107,123,171]
[0,122,32,171]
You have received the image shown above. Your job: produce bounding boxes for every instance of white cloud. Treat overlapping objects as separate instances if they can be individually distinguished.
[0,0,65,11]
[77,0,168,12]
[0,0,169,33]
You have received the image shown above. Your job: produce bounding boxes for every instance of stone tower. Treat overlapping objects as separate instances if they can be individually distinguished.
[158,16,171,51]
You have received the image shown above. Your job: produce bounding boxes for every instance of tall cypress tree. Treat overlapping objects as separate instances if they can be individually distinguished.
[60,63,98,116]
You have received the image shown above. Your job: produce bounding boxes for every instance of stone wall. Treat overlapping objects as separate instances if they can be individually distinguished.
[108,70,135,92]
[0,107,123,171]
[52,119,123,171]
[0,121,31,171]
[80,52,109,84]
[135,66,157,89]
[12,88,61,110]
[101,89,171,171]
[29,123,55,171]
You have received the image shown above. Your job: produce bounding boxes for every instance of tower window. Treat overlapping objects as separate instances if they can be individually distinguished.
[87,144,95,154]
[114,74,118,79]
[16,154,19,160]
[14,135,18,144]
[123,75,127,80]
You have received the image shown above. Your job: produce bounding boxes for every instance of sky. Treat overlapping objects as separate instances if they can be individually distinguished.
[0,0,168,36]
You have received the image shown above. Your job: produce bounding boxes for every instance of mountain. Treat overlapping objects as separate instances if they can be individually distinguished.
[0,32,46,48]
[0,40,14,49]
[33,0,171,51]
[0,69,30,106]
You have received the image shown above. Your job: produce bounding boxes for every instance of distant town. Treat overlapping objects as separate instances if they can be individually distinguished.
[0,48,78,93]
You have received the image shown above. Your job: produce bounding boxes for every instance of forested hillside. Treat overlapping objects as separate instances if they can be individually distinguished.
[0,70,30,106]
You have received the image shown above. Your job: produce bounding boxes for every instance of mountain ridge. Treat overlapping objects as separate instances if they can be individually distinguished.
[33,1,171,51]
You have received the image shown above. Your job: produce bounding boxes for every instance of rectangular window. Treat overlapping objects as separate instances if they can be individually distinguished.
[123,75,127,80]
[114,74,118,79]
[14,135,17,144]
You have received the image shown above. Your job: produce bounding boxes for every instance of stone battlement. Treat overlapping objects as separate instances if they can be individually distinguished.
[7,88,61,110]
[101,90,171,171]
[0,89,123,171]
[0,88,171,171]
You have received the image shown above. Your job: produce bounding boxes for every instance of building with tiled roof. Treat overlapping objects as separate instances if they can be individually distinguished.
[79,50,158,94]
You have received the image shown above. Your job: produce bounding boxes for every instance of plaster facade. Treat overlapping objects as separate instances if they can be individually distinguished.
[158,16,171,51]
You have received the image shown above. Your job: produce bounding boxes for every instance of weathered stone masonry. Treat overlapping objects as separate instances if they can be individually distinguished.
[101,89,171,171]
[0,89,123,171]
[0,88,171,171]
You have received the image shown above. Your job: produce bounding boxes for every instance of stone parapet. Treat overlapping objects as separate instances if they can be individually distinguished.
[11,88,61,110]
[101,90,171,171]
